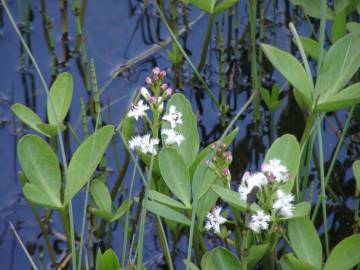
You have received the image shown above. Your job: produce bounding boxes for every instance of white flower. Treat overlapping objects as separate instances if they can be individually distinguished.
[129,135,142,150]
[249,210,270,233]
[272,189,294,218]
[205,206,227,234]
[162,105,183,128]
[127,100,149,121]
[140,87,151,101]
[128,134,159,155]
[261,159,289,183]
[161,128,185,146]
[139,134,159,155]
[238,171,267,201]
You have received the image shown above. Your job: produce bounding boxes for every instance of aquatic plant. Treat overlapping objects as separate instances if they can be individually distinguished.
[2,0,360,269]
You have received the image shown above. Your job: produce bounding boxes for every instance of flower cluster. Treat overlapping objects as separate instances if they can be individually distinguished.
[129,134,159,155]
[206,142,233,181]
[205,206,227,234]
[161,105,184,146]
[238,159,294,234]
[126,67,185,155]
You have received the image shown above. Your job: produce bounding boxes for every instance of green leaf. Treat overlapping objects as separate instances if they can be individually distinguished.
[247,244,269,270]
[298,37,322,60]
[288,218,322,269]
[36,123,65,137]
[334,0,351,14]
[91,179,112,212]
[332,9,347,43]
[183,259,200,270]
[120,116,135,142]
[148,190,187,209]
[47,72,73,125]
[264,134,301,192]
[146,200,191,226]
[317,82,360,112]
[261,44,312,108]
[189,0,215,13]
[190,128,239,177]
[111,199,132,222]
[324,234,360,270]
[11,103,52,137]
[90,208,113,221]
[201,252,213,270]
[196,179,222,225]
[281,202,311,220]
[211,185,261,212]
[95,248,120,270]
[214,0,239,14]
[280,253,319,270]
[162,93,199,168]
[315,33,360,98]
[159,147,191,207]
[290,0,335,20]
[192,157,219,201]
[353,160,360,192]
[210,247,242,270]
[66,125,115,202]
[18,135,62,208]
[346,22,360,33]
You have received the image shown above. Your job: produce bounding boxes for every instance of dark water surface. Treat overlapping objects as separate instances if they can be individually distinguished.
[0,1,359,269]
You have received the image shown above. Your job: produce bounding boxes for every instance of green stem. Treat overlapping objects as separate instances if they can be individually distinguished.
[197,14,215,73]
[186,201,198,270]
[311,106,355,221]
[316,116,329,256]
[248,0,260,121]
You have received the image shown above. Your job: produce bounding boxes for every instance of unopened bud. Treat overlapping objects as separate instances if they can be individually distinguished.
[223,168,231,177]
[166,88,173,96]
[160,70,166,77]
[161,83,168,91]
[152,67,160,75]
[145,77,152,84]
[140,87,151,101]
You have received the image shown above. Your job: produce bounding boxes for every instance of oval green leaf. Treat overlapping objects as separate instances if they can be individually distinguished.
[159,147,191,207]
[324,234,360,270]
[11,103,51,137]
[66,125,115,202]
[288,218,322,269]
[315,33,360,98]
[146,200,191,226]
[18,135,62,208]
[149,190,187,209]
[261,44,312,108]
[317,83,360,112]
[47,72,73,125]
[91,179,112,213]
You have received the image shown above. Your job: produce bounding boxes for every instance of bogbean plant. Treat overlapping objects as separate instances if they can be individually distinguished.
[12,64,360,270]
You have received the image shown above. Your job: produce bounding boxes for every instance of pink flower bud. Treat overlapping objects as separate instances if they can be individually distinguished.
[145,77,152,84]
[212,156,217,162]
[225,151,233,162]
[223,168,230,177]
[152,75,159,82]
[149,96,157,104]
[161,83,168,91]
[152,67,160,75]
[166,88,173,96]
[242,171,251,181]
[140,87,151,100]
[160,70,166,77]
[211,143,217,149]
